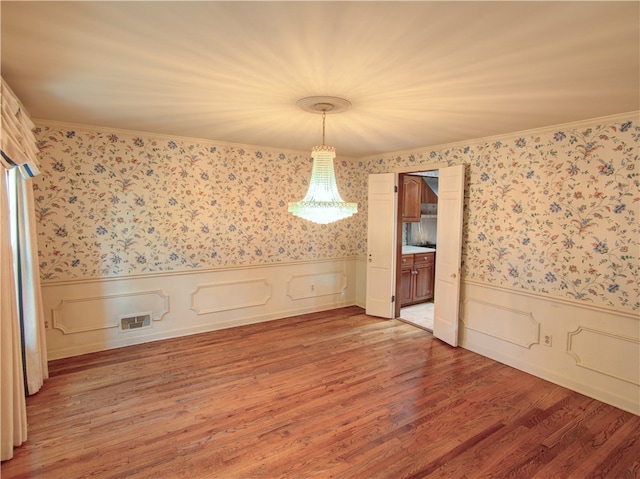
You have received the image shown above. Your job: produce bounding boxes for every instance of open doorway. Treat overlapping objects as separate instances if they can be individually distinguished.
[396,170,439,331]
[366,165,464,346]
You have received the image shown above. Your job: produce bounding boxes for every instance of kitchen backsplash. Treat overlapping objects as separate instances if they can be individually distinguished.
[409,217,437,246]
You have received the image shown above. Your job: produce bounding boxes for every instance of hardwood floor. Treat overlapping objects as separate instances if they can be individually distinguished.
[2,306,639,478]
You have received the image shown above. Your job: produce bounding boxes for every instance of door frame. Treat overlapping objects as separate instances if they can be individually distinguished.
[394,168,440,319]
[394,172,409,319]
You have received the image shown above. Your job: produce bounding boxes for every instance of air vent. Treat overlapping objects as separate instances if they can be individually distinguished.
[120,313,151,331]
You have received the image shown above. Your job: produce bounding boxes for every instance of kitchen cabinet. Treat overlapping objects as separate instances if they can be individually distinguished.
[422,181,438,204]
[412,253,434,303]
[399,254,415,305]
[403,175,438,222]
[402,176,422,222]
[400,252,435,306]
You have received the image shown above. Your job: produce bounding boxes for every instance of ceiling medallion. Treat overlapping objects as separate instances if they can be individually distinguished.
[296,96,352,115]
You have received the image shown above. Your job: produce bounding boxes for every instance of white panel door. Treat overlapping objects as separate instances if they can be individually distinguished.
[433,164,465,346]
[365,173,397,318]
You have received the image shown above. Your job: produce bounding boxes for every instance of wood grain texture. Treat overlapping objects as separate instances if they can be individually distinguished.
[2,306,639,478]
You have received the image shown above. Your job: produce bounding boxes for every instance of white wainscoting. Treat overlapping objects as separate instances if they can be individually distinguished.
[355,256,367,308]
[460,280,640,415]
[42,258,357,359]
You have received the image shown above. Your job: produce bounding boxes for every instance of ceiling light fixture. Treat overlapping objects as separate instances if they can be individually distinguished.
[288,96,358,225]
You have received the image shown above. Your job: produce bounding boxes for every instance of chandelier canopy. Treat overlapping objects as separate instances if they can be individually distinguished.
[288,97,358,225]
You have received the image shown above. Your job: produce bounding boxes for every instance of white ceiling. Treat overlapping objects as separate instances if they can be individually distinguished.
[2,1,638,158]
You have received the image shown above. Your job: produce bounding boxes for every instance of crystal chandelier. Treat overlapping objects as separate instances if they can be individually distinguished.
[288,97,358,224]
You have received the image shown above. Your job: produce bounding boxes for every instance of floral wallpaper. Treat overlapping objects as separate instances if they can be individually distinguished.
[34,114,639,311]
[33,127,365,278]
[361,116,639,311]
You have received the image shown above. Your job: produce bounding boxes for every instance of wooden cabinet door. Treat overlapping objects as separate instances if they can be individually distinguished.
[413,262,434,302]
[402,176,422,222]
[422,182,438,204]
[399,266,414,306]
[399,254,414,306]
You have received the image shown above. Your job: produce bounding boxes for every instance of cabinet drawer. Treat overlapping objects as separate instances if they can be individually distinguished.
[401,254,414,266]
[413,252,435,265]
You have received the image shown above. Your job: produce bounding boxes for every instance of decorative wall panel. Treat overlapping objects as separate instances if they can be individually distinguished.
[463,299,540,348]
[286,271,347,300]
[52,290,169,334]
[567,327,640,385]
[190,279,271,314]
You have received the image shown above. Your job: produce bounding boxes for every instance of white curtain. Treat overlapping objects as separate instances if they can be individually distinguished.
[1,78,48,461]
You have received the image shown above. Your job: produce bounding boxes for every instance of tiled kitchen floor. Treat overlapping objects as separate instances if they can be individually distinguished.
[400,302,434,331]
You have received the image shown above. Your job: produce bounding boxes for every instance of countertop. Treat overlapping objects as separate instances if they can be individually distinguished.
[402,245,436,254]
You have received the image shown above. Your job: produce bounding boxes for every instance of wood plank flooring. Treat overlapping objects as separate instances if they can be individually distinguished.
[2,306,639,478]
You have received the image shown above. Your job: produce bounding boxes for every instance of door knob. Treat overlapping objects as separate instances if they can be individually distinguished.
[451,273,457,279]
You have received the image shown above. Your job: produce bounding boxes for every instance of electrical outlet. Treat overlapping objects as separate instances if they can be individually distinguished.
[543,334,552,347]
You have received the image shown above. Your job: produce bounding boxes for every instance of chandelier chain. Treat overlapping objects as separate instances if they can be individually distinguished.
[322,111,326,146]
